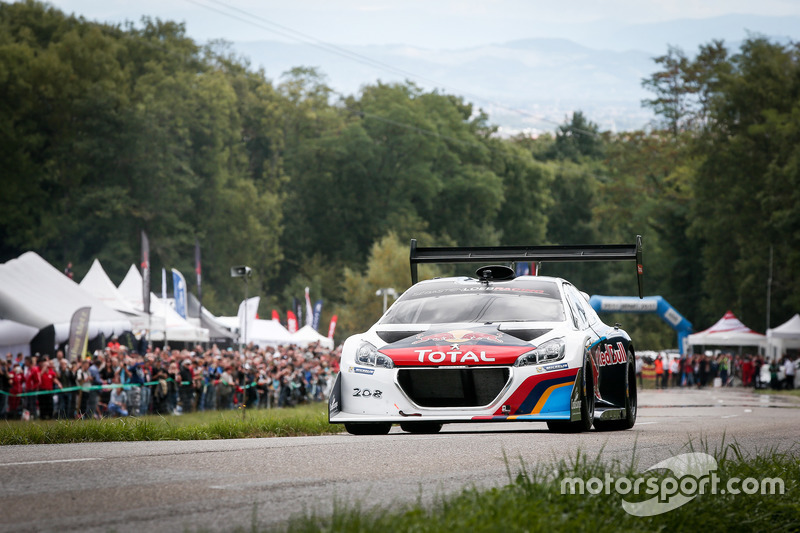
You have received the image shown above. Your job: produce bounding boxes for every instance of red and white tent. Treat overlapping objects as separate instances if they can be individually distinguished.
[687,310,766,350]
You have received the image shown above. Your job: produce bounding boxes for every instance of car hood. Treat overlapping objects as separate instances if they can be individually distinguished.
[376,324,543,367]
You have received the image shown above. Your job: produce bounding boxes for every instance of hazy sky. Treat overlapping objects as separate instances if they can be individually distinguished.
[46,0,800,49]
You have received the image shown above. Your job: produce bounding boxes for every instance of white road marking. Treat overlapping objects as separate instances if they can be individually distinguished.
[0,458,102,467]
[636,422,657,425]
[721,415,739,419]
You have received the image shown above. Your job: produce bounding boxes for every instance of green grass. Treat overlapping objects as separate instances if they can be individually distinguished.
[286,440,799,533]
[0,403,341,445]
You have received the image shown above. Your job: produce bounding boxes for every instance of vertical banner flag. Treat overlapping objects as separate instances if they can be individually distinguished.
[304,287,314,328]
[514,262,531,277]
[237,296,260,345]
[327,315,338,339]
[161,268,169,348]
[172,268,187,319]
[67,307,91,361]
[293,298,302,329]
[286,310,298,333]
[194,238,202,308]
[312,300,323,331]
[141,231,150,314]
[271,310,280,322]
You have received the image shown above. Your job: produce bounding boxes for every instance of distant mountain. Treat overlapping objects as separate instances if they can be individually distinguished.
[234,38,656,133]
[233,15,799,134]
[592,14,800,53]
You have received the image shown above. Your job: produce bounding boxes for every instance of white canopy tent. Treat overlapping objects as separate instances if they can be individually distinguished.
[187,292,235,343]
[767,313,800,359]
[80,259,164,332]
[250,319,294,347]
[687,310,766,353]
[216,315,294,348]
[118,265,209,343]
[0,252,132,351]
[0,319,40,356]
[292,325,334,350]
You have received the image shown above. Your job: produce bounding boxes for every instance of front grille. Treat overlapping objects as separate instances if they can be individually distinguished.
[397,368,510,408]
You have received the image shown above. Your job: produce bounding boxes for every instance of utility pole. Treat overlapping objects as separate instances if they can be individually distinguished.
[766,245,773,332]
[375,288,398,313]
[231,265,253,352]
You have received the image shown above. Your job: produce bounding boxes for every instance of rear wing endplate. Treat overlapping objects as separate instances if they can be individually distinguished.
[410,236,643,298]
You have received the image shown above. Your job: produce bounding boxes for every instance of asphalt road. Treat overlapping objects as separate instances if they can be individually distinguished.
[1,388,798,532]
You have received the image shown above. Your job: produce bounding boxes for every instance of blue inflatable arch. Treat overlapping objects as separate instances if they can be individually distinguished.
[588,295,693,351]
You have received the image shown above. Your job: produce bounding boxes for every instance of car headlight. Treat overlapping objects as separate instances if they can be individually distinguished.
[355,341,395,369]
[513,338,566,367]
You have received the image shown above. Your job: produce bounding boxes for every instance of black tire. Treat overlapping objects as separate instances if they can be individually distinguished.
[547,355,594,433]
[344,422,392,435]
[400,422,443,434]
[594,356,637,431]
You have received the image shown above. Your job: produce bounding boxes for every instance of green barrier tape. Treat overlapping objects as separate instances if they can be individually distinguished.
[0,378,259,397]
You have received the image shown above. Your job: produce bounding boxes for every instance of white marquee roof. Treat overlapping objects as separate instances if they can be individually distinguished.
[118,265,208,342]
[0,252,131,344]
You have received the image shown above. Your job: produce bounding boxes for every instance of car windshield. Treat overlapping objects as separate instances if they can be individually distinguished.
[380,280,566,325]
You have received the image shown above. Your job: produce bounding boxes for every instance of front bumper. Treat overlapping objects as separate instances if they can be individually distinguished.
[328,364,580,424]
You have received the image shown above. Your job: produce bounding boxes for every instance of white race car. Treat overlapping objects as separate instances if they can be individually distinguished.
[329,238,642,434]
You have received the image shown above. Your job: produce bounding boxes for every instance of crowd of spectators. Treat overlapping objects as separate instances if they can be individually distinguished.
[2,342,797,420]
[639,352,797,390]
[0,340,340,420]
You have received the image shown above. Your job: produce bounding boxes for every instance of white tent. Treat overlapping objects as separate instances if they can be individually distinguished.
[687,310,766,352]
[0,252,132,349]
[187,292,235,342]
[0,319,40,356]
[80,259,164,332]
[118,265,209,343]
[292,325,334,350]
[217,316,294,347]
[250,319,294,347]
[767,313,800,359]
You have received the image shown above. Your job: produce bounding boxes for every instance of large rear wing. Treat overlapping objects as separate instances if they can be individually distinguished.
[410,236,643,298]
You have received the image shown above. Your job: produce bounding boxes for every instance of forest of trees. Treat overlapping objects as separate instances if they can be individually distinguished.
[1,1,798,347]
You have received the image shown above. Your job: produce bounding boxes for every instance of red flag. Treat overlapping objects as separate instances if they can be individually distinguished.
[287,311,298,333]
[327,315,338,339]
[271,310,280,322]
[194,238,202,307]
[141,231,150,315]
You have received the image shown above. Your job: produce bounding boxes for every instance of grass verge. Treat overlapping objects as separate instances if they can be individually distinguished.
[0,403,340,445]
[287,440,799,533]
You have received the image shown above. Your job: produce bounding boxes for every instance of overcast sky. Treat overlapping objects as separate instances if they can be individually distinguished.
[45,0,800,49]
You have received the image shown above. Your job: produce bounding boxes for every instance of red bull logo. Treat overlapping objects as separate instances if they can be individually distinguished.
[599,342,627,366]
[412,329,504,345]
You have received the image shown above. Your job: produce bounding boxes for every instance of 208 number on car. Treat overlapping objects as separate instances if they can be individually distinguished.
[353,388,382,398]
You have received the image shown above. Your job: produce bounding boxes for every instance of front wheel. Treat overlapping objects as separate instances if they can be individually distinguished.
[594,356,637,431]
[548,356,594,433]
[344,422,392,435]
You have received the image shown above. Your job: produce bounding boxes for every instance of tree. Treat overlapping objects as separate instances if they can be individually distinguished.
[336,232,440,339]
[642,41,730,135]
[549,111,603,161]
[690,38,800,328]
